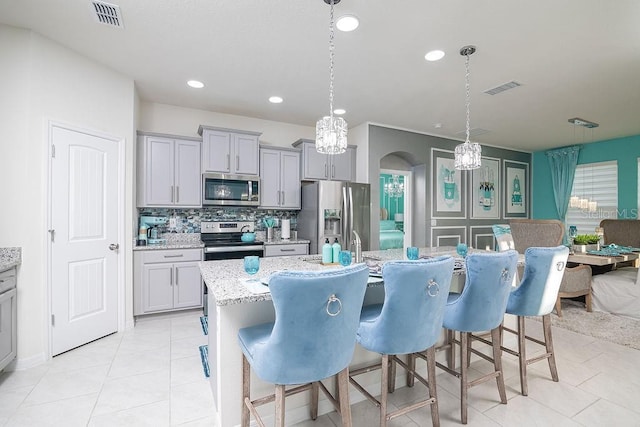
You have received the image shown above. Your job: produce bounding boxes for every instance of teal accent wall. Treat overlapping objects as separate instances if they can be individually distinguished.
[532,134,640,220]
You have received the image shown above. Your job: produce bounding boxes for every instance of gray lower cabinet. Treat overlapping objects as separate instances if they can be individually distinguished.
[0,268,17,371]
[134,249,203,315]
[264,243,309,257]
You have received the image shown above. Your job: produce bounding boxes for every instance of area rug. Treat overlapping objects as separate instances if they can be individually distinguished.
[200,316,208,336]
[199,345,210,378]
[542,300,640,350]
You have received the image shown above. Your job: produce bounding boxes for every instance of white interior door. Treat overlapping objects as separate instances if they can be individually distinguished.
[50,123,121,356]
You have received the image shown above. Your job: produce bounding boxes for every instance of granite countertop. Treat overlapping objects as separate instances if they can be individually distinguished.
[200,247,463,307]
[0,247,22,271]
[263,239,310,246]
[133,233,204,251]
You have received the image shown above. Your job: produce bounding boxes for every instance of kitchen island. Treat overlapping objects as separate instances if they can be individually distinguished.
[199,247,464,427]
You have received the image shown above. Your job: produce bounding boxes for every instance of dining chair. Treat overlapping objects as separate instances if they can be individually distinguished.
[349,257,454,427]
[237,263,369,427]
[438,250,518,424]
[469,246,569,396]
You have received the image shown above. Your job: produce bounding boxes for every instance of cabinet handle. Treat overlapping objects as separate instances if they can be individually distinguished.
[226,154,230,170]
[176,186,179,203]
[170,186,174,203]
[170,269,174,286]
[281,191,285,205]
[277,190,281,205]
[332,164,335,178]
[164,254,184,258]
[236,155,239,171]
[280,248,296,252]
[325,164,328,178]
[175,269,179,286]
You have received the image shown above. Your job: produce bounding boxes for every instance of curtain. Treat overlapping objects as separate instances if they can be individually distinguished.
[545,145,581,224]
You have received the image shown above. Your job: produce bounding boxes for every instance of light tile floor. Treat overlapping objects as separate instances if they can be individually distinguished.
[1,311,638,426]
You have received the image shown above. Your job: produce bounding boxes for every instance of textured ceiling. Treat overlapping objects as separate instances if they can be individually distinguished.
[2,0,639,151]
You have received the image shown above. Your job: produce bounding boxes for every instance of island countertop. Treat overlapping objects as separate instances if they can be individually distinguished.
[0,247,22,271]
[199,247,465,307]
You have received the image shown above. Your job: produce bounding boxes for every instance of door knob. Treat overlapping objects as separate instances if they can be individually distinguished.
[109,243,119,251]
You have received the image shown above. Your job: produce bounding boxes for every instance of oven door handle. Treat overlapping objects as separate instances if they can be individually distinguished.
[204,245,264,253]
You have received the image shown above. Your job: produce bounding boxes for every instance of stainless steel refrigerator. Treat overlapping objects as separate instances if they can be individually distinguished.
[298,181,370,254]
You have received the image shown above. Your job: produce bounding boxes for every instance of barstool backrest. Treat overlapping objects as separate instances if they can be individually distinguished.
[358,256,455,355]
[259,263,369,384]
[445,250,518,332]
[507,246,569,316]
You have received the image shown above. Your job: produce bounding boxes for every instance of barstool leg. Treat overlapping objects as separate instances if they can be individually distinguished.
[447,329,456,369]
[406,353,416,387]
[517,315,528,396]
[337,367,353,427]
[275,385,285,427]
[460,332,468,424]
[542,314,559,382]
[380,354,389,427]
[491,327,507,404]
[311,382,319,420]
[426,346,440,427]
[388,355,396,393]
[241,354,250,427]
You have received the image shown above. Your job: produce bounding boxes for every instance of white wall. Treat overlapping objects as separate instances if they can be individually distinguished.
[0,24,136,366]
[139,102,315,148]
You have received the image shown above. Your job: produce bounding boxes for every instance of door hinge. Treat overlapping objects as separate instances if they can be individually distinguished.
[51,314,55,326]
[51,144,56,158]
[48,229,55,242]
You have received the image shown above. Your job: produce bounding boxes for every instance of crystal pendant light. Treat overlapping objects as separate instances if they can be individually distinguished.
[384,175,405,198]
[454,45,481,170]
[315,0,347,155]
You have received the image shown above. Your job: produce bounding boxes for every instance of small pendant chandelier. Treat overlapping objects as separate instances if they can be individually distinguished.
[454,45,482,170]
[315,0,347,155]
[384,175,405,198]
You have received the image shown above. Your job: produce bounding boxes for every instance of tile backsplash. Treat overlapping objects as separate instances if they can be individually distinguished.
[138,207,298,235]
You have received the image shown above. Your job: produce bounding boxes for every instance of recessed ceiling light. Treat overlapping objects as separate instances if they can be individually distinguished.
[333,108,346,115]
[187,80,204,88]
[336,15,359,32]
[269,96,283,104]
[425,50,445,62]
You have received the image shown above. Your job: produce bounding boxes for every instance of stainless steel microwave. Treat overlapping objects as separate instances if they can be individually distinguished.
[202,173,260,206]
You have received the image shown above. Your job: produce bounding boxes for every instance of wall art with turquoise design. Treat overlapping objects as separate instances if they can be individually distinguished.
[471,157,500,219]
[504,160,528,217]
[431,148,466,219]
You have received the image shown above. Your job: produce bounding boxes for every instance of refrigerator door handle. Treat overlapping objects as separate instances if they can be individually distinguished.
[342,186,349,248]
[348,186,354,251]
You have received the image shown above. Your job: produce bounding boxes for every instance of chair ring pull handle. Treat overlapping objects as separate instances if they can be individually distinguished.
[427,279,439,297]
[326,294,342,317]
[556,261,565,271]
[500,268,511,283]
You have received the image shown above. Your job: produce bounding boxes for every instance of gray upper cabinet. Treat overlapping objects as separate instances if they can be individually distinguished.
[292,139,356,181]
[199,125,261,176]
[137,132,201,207]
[260,147,301,209]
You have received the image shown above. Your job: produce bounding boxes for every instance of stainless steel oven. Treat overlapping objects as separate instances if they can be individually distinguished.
[201,221,264,315]
[202,173,260,207]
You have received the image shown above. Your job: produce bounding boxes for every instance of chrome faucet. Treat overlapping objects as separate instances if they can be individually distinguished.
[352,230,362,263]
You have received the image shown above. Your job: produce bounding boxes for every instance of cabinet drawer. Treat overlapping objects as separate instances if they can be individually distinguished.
[264,243,309,257]
[142,249,202,264]
[0,268,16,294]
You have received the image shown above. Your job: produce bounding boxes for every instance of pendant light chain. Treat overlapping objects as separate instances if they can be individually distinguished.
[328,0,335,122]
[464,53,471,144]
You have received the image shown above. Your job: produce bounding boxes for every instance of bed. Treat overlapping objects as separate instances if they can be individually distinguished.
[379,220,404,250]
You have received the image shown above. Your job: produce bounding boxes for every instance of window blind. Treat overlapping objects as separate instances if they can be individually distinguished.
[566,161,618,235]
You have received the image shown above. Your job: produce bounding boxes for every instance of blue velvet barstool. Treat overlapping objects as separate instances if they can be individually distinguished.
[499,246,568,395]
[438,250,518,424]
[237,263,369,427]
[349,257,454,427]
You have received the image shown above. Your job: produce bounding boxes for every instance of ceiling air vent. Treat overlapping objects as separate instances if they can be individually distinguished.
[484,81,522,96]
[91,1,124,28]
[455,128,490,138]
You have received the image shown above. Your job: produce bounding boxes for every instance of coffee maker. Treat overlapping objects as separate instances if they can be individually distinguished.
[139,215,168,245]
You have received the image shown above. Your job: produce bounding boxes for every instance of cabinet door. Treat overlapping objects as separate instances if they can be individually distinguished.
[234,134,259,176]
[302,143,329,180]
[280,150,301,208]
[141,264,174,313]
[174,139,201,206]
[330,147,355,181]
[259,148,282,208]
[173,262,203,309]
[0,288,16,371]
[145,136,175,205]
[202,130,232,173]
